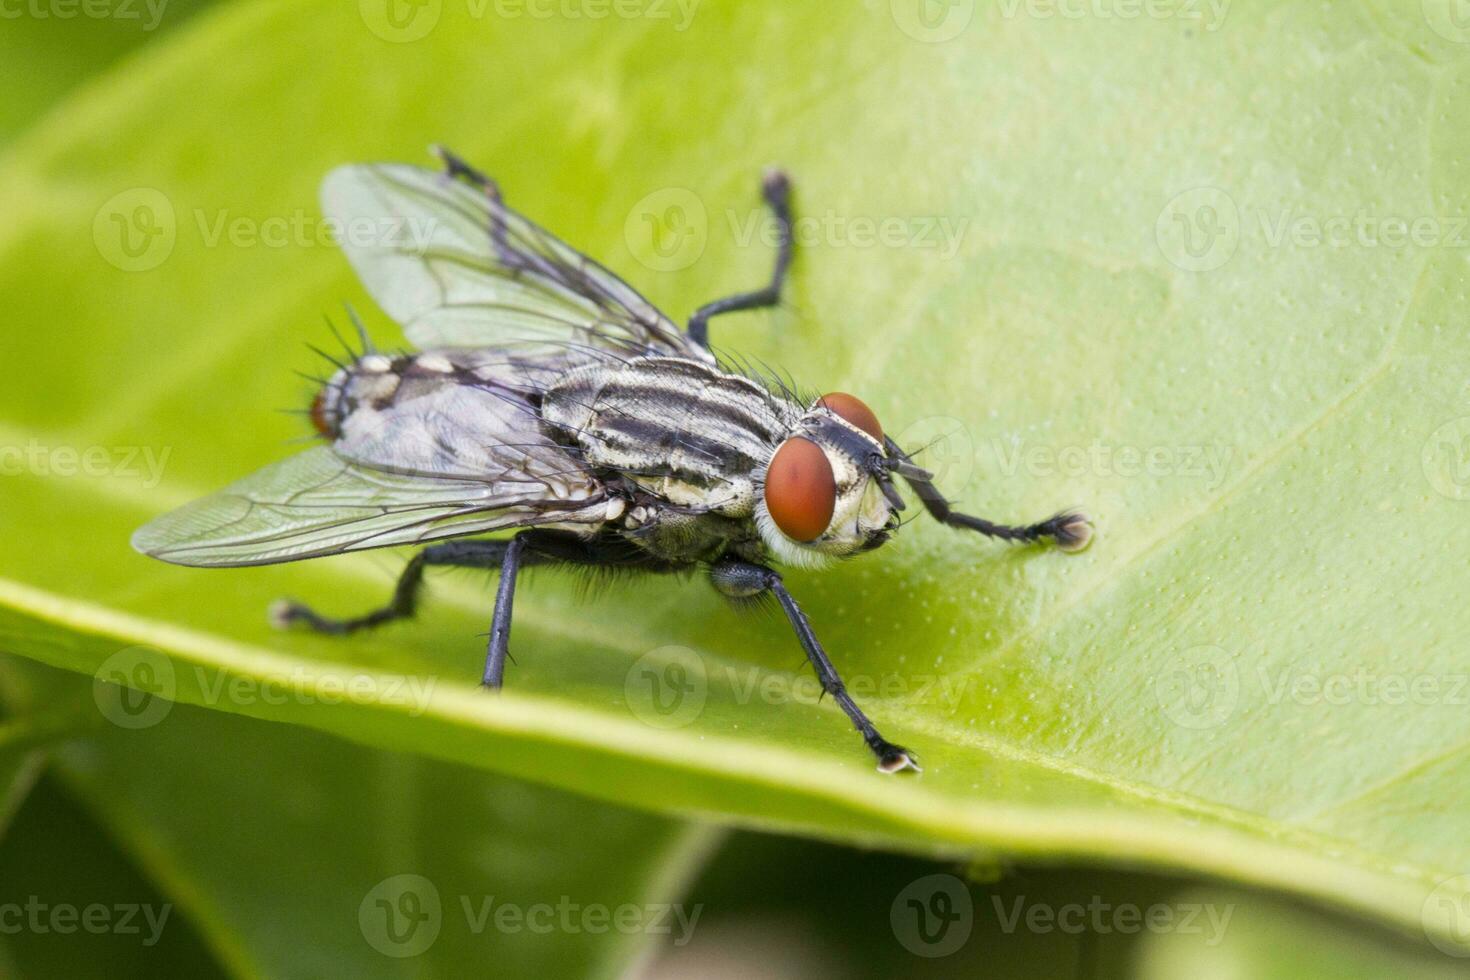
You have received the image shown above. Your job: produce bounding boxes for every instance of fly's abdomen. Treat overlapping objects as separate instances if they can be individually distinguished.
[542,356,794,514]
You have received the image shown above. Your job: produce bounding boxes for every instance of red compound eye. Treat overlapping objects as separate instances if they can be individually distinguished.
[818,391,883,442]
[309,389,336,439]
[764,437,836,542]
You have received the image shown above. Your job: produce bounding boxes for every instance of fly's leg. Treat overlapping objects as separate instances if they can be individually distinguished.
[884,437,1092,551]
[434,145,500,202]
[271,537,530,688]
[686,169,794,349]
[481,532,529,688]
[269,547,439,634]
[710,560,920,774]
[274,531,670,689]
[270,539,519,636]
[432,145,531,273]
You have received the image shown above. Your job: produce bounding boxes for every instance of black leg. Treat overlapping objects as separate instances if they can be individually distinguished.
[686,169,794,349]
[433,144,496,194]
[270,548,436,634]
[885,437,1092,551]
[710,560,919,773]
[270,538,525,635]
[274,532,669,688]
[272,537,532,687]
[432,145,535,276]
[481,532,529,688]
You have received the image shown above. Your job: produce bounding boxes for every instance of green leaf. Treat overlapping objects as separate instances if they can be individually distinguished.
[0,657,717,978]
[1,0,1468,947]
[0,0,222,147]
[0,774,226,979]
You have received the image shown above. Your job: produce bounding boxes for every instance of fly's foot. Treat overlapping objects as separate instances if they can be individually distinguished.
[872,738,922,774]
[268,599,314,631]
[268,598,353,634]
[1048,511,1093,552]
[267,598,402,635]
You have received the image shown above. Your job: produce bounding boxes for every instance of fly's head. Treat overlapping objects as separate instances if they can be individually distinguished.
[755,392,908,567]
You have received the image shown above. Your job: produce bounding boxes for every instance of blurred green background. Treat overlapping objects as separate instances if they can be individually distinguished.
[3,0,1470,976]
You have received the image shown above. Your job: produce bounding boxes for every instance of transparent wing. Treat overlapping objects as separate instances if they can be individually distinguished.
[131,447,610,568]
[320,159,713,362]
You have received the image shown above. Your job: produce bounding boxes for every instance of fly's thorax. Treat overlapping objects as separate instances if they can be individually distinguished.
[541,356,797,518]
[756,403,899,567]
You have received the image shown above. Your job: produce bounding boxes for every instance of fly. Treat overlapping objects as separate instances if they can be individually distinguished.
[132,147,1091,773]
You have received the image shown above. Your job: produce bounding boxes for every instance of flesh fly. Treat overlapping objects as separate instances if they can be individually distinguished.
[133,148,1091,772]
